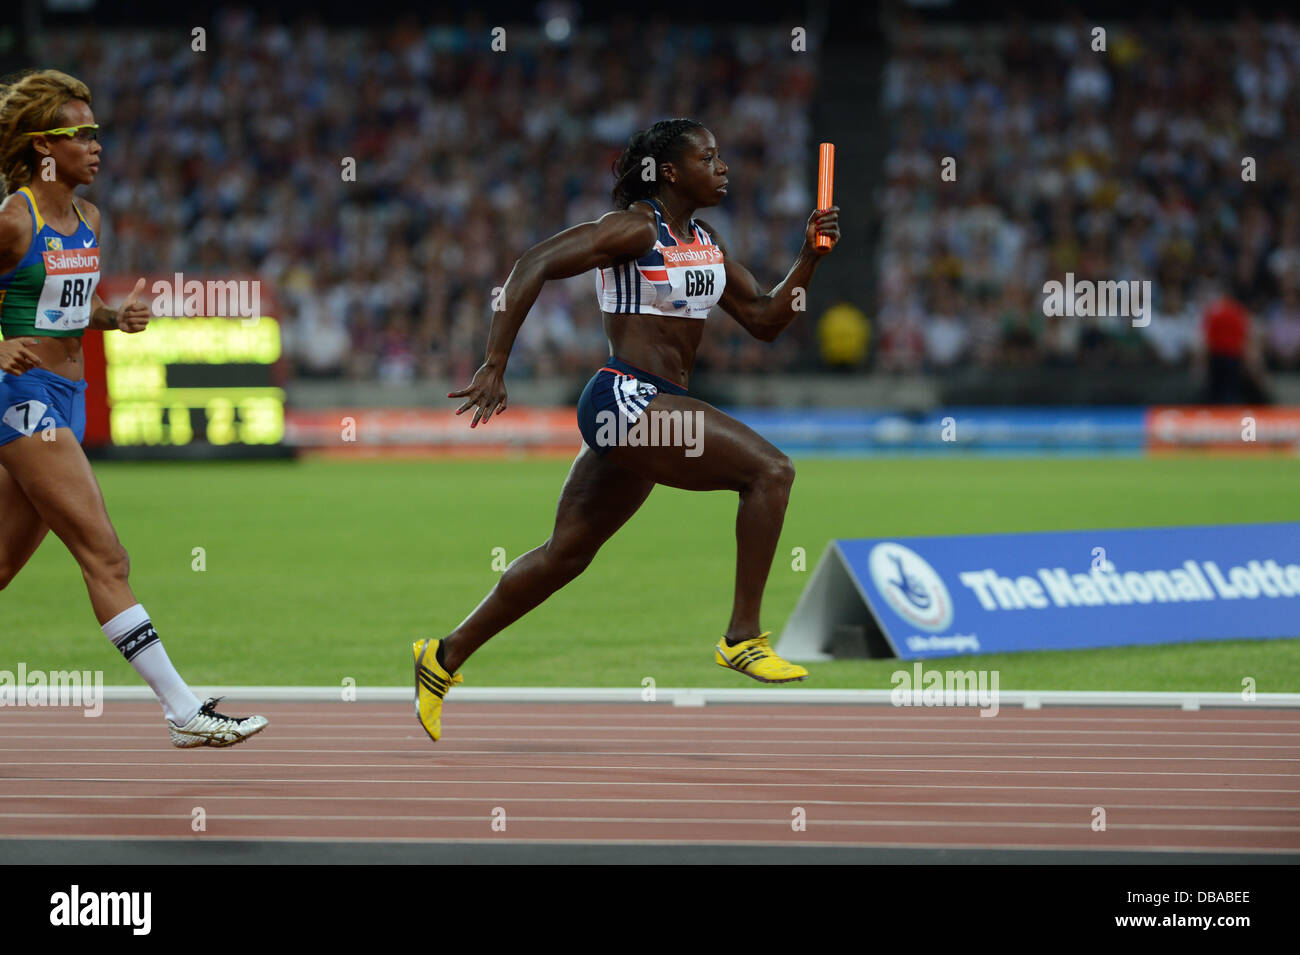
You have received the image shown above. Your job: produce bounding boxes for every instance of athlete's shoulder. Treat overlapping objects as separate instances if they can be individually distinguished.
[692,218,729,254]
[597,202,657,230]
[74,197,102,238]
[0,192,34,254]
[592,204,658,258]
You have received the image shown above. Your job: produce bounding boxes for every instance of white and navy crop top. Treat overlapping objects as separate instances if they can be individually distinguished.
[594,198,726,320]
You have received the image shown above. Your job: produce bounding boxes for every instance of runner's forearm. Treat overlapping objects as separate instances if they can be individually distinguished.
[484,254,546,370]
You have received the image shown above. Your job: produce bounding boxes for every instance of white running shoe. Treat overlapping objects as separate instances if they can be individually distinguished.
[168,697,268,748]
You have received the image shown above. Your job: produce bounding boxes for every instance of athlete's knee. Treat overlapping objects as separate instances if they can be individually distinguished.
[543,534,599,582]
[750,453,795,493]
[773,454,795,488]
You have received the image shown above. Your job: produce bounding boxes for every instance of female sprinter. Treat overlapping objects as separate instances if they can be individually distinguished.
[0,69,266,746]
[413,118,839,741]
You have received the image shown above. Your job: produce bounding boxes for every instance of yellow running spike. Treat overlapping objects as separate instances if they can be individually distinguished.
[714,631,809,684]
[413,639,463,742]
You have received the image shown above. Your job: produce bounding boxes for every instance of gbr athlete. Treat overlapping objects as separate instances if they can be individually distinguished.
[413,118,840,741]
[0,69,266,747]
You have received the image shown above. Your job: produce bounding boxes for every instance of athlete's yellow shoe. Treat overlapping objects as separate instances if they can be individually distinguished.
[413,639,463,742]
[715,631,808,684]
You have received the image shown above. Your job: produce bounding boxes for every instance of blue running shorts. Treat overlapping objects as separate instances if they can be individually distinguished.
[0,367,88,445]
[576,357,688,455]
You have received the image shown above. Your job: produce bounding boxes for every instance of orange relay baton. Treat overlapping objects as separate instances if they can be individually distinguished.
[816,142,835,249]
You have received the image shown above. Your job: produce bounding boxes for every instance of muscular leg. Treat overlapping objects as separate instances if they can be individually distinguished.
[439,445,655,672]
[0,431,245,731]
[0,462,50,590]
[603,394,794,643]
[0,430,137,623]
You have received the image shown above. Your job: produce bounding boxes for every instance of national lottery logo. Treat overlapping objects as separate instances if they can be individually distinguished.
[868,542,954,632]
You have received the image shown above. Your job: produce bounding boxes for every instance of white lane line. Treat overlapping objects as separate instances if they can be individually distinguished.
[1,811,1296,833]
[5,776,1298,793]
[5,751,1299,762]
[4,739,1299,751]
[4,726,1300,737]
[0,832,1291,853]
[1,794,1296,811]
[4,763,1299,777]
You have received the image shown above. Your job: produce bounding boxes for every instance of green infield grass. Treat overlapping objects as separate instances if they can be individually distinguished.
[4,455,1298,691]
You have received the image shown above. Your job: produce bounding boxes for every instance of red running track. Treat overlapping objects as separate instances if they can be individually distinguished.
[0,701,1298,853]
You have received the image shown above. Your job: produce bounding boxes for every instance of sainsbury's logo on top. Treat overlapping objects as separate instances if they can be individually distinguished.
[660,246,723,266]
[42,248,100,273]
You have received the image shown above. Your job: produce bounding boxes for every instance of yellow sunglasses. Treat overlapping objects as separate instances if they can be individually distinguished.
[24,123,99,142]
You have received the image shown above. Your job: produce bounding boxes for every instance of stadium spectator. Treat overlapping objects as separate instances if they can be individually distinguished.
[286,298,351,378]
[817,302,871,370]
[1264,282,1300,371]
[1142,283,1200,367]
[1201,293,1259,404]
[996,283,1042,366]
[922,282,969,370]
[875,304,927,374]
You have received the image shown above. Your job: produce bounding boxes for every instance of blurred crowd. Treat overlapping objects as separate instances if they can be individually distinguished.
[45,10,819,383]
[37,9,1300,389]
[877,11,1300,387]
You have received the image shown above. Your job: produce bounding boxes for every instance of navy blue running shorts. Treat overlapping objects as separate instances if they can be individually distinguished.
[576,357,688,455]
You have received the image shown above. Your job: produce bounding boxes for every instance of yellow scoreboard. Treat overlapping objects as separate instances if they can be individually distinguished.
[89,317,286,450]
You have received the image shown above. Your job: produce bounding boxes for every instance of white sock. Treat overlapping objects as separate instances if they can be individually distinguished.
[102,603,202,726]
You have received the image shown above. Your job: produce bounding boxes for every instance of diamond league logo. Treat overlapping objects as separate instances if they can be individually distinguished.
[867,542,954,633]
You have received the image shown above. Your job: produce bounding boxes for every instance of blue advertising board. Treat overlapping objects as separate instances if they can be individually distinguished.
[777,523,1300,660]
[727,407,1146,455]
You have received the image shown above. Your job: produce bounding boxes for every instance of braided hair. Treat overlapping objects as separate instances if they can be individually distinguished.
[610,118,704,210]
